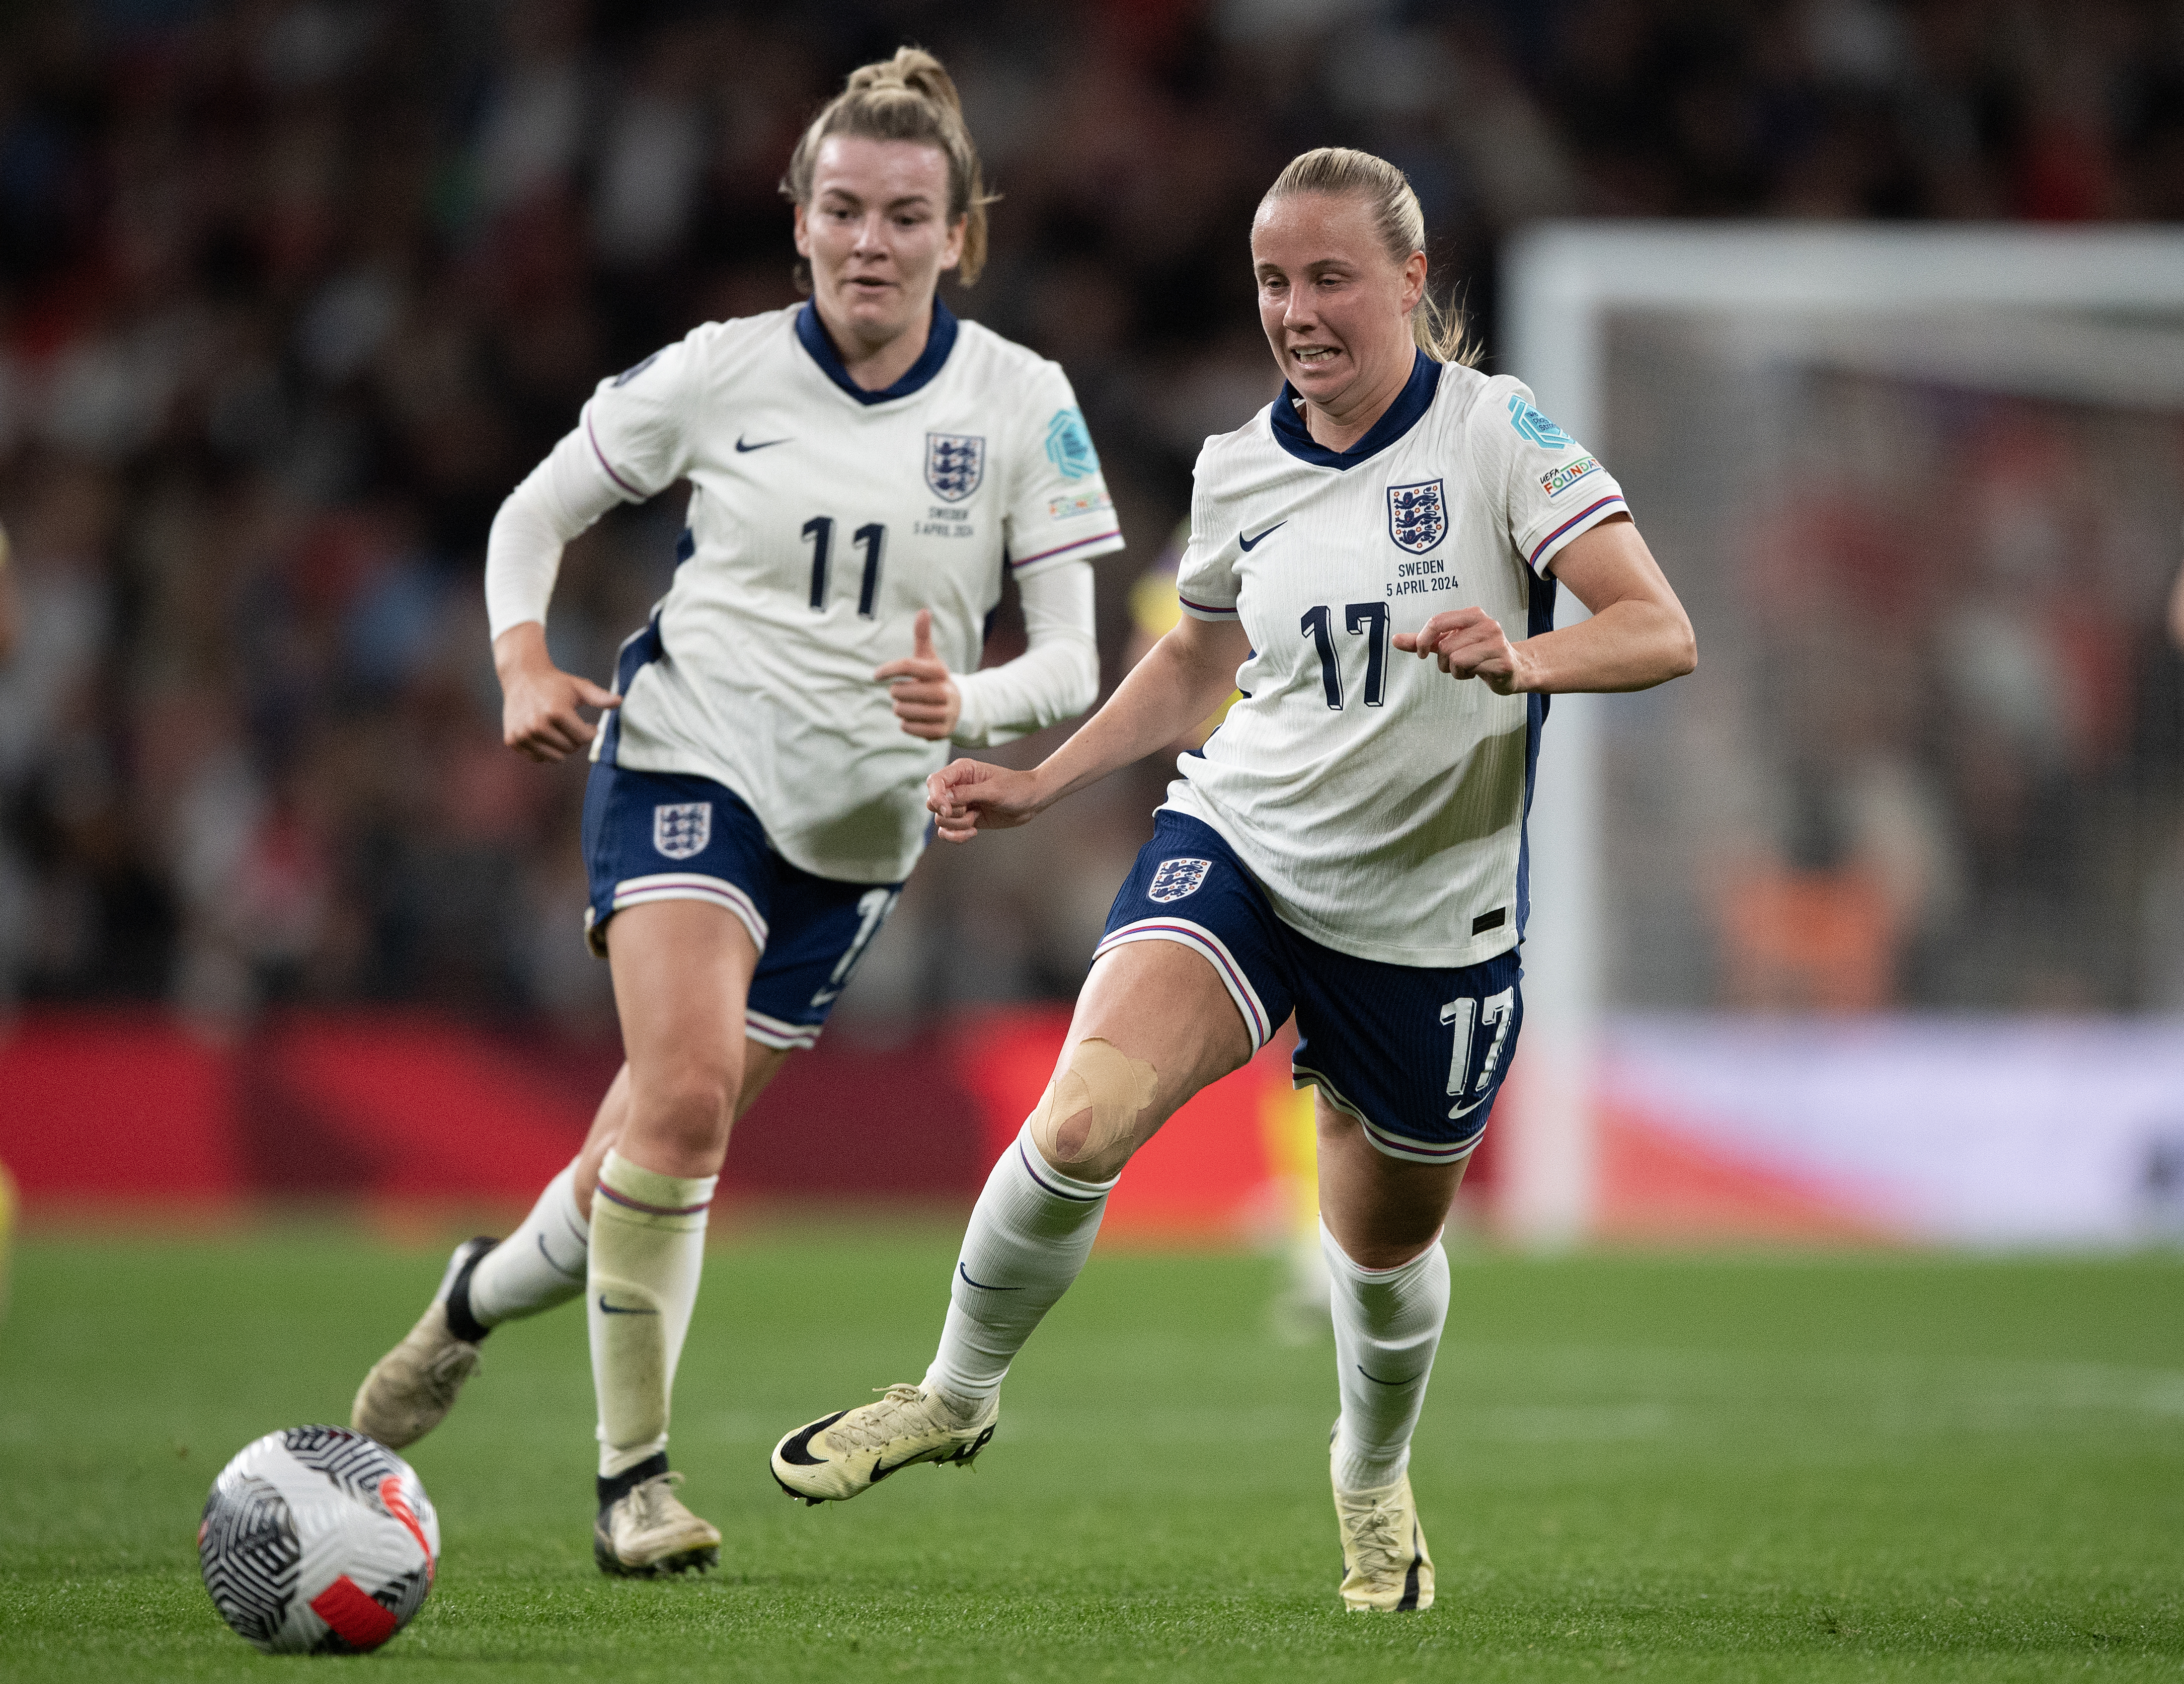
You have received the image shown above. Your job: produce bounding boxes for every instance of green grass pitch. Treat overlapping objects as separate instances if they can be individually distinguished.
[1,1221,2179,1680]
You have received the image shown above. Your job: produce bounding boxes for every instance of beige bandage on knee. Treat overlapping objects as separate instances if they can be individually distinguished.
[1029,1038,1159,1167]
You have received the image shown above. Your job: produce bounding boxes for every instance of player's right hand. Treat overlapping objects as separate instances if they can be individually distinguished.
[494,625,620,762]
[926,759,1044,843]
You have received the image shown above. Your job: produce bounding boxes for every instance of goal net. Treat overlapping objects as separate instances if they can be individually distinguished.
[1499,227,2184,1246]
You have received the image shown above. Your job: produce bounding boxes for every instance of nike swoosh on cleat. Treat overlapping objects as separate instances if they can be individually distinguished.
[958,1262,1023,1291]
[597,1295,659,1316]
[774,1412,847,1468]
[735,435,792,452]
[1357,1365,1420,1387]
[1237,521,1286,551]
[867,1451,920,1484]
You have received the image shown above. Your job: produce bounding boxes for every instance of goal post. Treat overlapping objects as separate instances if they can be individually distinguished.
[1497,224,2184,1248]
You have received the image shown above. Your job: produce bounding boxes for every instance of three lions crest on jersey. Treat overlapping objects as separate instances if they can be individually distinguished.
[1167,354,1627,969]
[1386,480,1446,553]
[925,433,983,502]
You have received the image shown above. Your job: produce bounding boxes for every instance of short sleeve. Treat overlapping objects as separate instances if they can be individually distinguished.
[576,327,712,504]
[1174,457,1239,621]
[1001,363,1125,577]
[1482,377,1630,577]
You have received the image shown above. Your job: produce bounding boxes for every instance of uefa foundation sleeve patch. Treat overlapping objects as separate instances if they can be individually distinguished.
[1540,456,1601,498]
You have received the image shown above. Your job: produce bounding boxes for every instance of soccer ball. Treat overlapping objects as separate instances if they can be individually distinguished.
[199,1425,439,1654]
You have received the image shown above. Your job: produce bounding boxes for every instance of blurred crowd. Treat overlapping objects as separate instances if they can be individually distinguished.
[1,0,2181,1023]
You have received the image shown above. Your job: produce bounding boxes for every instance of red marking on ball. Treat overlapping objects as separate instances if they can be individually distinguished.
[378,1474,436,1583]
[308,1575,398,1650]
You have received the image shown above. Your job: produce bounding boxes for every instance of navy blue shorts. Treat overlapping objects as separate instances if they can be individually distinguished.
[1096,811,1522,1164]
[581,763,901,1051]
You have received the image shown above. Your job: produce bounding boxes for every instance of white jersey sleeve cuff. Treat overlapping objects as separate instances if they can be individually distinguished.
[951,560,1100,747]
[1010,526,1124,575]
[1525,493,1628,578]
[483,425,631,640]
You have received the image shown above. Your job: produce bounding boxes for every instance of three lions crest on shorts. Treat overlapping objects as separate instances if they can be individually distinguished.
[1147,857,1211,903]
[653,801,712,860]
[1387,479,1447,553]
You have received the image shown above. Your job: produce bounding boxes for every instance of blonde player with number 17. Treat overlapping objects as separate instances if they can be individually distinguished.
[347,50,1124,1576]
[770,147,1695,1611]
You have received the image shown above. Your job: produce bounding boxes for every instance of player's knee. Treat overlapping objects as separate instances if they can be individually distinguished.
[635,1057,738,1159]
[1028,1037,1159,1181]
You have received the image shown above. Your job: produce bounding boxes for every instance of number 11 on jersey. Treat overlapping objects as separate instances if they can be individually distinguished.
[801,517,887,617]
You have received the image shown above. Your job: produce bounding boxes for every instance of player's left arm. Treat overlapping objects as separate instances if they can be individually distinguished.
[1394,515,1695,695]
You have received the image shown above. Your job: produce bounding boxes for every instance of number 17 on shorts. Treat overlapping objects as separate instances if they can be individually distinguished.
[1440,985,1516,1145]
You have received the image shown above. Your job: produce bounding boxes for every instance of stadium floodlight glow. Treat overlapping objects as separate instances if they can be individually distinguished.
[1499,223,2184,1249]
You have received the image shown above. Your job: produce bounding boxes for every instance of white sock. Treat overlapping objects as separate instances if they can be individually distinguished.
[587,1149,715,1479]
[468,1160,589,1326]
[922,1125,1117,1407]
[1323,1220,1450,1493]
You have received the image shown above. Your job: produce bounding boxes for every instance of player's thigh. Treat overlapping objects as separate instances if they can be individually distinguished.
[1050,809,1297,1179]
[1037,938,1255,1178]
[606,899,762,1146]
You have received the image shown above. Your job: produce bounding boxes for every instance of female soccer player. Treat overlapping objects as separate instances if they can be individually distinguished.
[769,147,1694,1612]
[349,49,1124,1576]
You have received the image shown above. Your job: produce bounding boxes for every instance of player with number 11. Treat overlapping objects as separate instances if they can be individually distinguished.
[347,48,1124,1576]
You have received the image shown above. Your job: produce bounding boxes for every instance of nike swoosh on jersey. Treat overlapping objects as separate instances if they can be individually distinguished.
[735,435,793,452]
[808,989,840,1007]
[1448,1096,1490,1120]
[596,1295,659,1315]
[1237,520,1286,551]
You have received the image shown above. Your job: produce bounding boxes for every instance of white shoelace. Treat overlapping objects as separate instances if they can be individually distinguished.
[1344,1495,1411,1577]
[629,1473,689,1530]
[825,1384,965,1452]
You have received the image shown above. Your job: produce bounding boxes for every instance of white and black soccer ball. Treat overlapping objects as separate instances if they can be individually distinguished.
[199,1425,439,1654]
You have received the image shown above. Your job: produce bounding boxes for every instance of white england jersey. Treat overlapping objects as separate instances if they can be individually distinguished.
[1169,353,1627,969]
[585,300,1123,884]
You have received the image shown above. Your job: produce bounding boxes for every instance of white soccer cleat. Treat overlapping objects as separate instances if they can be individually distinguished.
[593,1472,721,1577]
[350,1237,496,1450]
[770,1384,997,1504]
[1333,1469,1434,1612]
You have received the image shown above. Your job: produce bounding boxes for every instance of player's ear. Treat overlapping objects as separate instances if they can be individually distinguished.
[939,214,965,274]
[792,202,813,260]
[1399,250,1427,316]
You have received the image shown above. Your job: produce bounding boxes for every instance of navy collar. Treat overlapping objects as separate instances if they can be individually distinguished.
[1270,348,1441,469]
[796,296,958,405]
